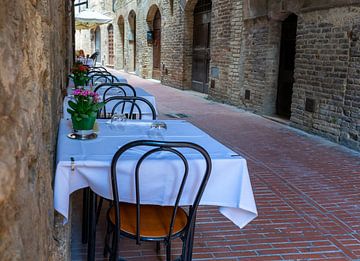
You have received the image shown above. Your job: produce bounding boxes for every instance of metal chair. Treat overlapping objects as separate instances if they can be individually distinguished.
[104,140,212,261]
[98,96,156,120]
[88,66,108,73]
[89,51,99,64]
[94,83,137,102]
[88,73,118,86]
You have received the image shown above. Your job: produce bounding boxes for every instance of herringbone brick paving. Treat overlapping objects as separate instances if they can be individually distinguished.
[71,71,360,260]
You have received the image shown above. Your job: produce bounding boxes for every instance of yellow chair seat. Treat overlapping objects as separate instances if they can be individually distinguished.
[109,202,188,238]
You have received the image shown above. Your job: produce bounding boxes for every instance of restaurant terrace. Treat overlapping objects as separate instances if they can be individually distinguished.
[0,0,360,261]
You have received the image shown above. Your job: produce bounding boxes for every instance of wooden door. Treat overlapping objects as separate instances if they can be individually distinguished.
[152,10,161,80]
[276,14,297,118]
[108,24,114,65]
[191,0,211,93]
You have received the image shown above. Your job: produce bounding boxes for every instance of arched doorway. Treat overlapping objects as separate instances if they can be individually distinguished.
[191,0,212,93]
[152,10,161,80]
[276,14,298,118]
[95,26,101,62]
[118,16,125,68]
[107,24,114,66]
[128,10,136,72]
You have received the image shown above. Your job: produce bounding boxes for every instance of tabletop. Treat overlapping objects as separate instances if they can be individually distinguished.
[54,119,257,228]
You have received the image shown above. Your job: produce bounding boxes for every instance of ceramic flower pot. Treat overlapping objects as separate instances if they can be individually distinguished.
[72,116,96,131]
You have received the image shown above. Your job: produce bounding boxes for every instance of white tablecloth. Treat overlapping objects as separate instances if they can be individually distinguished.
[63,87,158,119]
[75,57,94,67]
[54,119,257,228]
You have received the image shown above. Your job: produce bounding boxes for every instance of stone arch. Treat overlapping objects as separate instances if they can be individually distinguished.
[183,0,212,93]
[146,4,161,29]
[117,15,125,69]
[146,4,162,79]
[128,10,136,72]
[94,26,101,63]
[183,0,198,89]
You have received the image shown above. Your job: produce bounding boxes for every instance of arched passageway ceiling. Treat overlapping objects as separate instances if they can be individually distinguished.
[243,0,360,21]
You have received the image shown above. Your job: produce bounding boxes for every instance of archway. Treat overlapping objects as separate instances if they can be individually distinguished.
[118,16,125,68]
[107,24,114,66]
[147,5,162,80]
[128,10,136,72]
[276,14,298,118]
[152,10,161,79]
[95,26,101,63]
[191,0,212,93]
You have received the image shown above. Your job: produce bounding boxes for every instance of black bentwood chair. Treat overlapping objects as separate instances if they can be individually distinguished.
[89,51,99,64]
[104,140,212,261]
[88,73,118,86]
[94,83,137,101]
[98,96,156,120]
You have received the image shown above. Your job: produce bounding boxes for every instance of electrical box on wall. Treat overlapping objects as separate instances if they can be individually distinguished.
[147,31,153,43]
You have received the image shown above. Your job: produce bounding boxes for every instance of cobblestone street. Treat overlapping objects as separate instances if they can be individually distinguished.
[71,71,360,261]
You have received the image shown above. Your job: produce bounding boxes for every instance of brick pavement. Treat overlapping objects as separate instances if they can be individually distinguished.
[71,71,360,261]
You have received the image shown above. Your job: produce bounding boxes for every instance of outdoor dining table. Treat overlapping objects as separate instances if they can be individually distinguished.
[63,86,158,119]
[75,57,95,67]
[54,119,257,261]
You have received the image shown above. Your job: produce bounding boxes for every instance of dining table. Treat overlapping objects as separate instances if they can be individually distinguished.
[54,119,257,261]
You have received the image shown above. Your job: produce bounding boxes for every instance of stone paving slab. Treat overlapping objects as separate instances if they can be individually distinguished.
[71,71,360,261]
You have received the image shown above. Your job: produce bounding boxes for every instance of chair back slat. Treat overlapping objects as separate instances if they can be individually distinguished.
[110,140,212,244]
[98,96,156,120]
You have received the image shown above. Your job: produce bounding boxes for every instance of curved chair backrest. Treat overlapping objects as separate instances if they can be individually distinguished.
[94,83,136,98]
[88,73,117,86]
[87,70,111,78]
[98,96,156,120]
[89,51,99,63]
[89,66,108,73]
[110,140,212,244]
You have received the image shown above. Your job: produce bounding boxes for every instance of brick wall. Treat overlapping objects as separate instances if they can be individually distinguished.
[291,6,360,150]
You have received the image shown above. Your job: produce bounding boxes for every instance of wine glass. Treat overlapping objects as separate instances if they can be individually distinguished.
[110,113,127,124]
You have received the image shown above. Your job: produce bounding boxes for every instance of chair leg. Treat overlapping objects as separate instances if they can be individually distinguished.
[110,230,119,261]
[96,197,103,225]
[82,188,89,244]
[156,241,160,254]
[103,221,112,257]
[166,241,171,261]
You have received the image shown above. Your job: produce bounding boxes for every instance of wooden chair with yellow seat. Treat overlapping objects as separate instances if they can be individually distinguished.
[103,140,212,261]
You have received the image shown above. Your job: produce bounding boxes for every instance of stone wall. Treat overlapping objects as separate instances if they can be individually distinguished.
[291,6,360,150]
[0,0,72,260]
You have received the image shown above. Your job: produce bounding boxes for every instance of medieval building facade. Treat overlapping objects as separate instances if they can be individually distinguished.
[76,0,360,151]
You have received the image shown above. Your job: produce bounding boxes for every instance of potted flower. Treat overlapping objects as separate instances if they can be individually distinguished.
[67,89,105,131]
[69,62,89,88]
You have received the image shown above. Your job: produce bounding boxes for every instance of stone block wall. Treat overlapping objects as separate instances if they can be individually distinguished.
[207,0,232,101]
[291,6,360,150]
[237,17,281,114]
[75,0,360,151]
[0,0,72,260]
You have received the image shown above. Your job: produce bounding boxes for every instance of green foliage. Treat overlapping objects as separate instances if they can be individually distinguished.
[67,89,105,122]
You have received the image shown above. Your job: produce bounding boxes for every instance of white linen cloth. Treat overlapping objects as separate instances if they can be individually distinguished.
[63,87,158,119]
[54,119,258,228]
